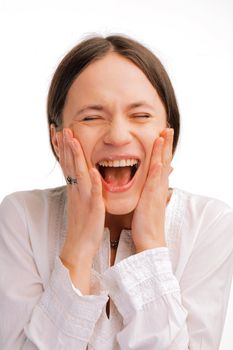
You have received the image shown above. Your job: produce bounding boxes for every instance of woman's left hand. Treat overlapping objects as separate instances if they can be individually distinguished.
[131,128,174,253]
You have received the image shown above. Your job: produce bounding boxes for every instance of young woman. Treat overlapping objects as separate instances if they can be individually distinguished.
[1,34,233,350]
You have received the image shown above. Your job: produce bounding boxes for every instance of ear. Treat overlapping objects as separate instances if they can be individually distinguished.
[50,124,60,159]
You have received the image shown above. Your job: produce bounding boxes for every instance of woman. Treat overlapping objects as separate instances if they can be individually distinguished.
[0,34,233,350]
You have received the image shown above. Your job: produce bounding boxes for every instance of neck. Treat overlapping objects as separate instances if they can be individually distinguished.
[105,211,133,241]
[105,188,173,242]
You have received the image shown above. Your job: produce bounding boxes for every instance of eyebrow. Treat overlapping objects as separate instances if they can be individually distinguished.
[74,101,155,117]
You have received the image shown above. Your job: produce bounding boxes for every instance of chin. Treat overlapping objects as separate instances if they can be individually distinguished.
[104,197,137,215]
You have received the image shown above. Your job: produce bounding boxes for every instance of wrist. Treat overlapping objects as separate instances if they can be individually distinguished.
[135,239,167,253]
[60,249,93,295]
[60,241,95,269]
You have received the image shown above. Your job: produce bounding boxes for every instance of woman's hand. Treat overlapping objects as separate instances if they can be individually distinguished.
[57,128,106,293]
[131,128,174,253]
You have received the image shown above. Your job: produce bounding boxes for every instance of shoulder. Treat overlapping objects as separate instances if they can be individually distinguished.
[0,187,67,256]
[0,188,67,283]
[174,187,233,216]
[173,188,233,241]
[1,186,65,212]
[0,186,67,221]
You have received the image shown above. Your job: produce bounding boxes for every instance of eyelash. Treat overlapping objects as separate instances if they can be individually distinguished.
[82,115,150,121]
[82,117,99,121]
[135,115,150,118]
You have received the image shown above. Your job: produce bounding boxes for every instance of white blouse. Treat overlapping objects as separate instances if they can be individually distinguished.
[0,186,233,350]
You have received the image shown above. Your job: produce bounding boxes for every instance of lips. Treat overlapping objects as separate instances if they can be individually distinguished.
[95,155,141,193]
[100,166,139,192]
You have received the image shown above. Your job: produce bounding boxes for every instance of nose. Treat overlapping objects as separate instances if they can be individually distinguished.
[103,117,133,146]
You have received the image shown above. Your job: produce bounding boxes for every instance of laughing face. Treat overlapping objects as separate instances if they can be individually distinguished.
[62,52,167,215]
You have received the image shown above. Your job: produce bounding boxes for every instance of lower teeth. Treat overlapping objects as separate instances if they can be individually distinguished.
[98,165,138,185]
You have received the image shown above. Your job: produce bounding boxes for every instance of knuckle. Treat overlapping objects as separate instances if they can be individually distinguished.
[91,186,100,196]
[59,158,65,169]
[163,156,172,167]
[75,170,85,181]
[64,156,70,168]
[163,160,170,168]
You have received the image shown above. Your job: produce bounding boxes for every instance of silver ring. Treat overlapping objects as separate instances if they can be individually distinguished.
[66,176,77,185]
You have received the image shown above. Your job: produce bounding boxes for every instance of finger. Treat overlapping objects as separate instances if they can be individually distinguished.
[160,128,174,167]
[63,128,76,178]
[149,136,164,174]
[67,132,92,190]
[160,157,172,192]
[89,168,103,208]
[159,129,174,188]
[56,131,65,169]
[143,162,163,194]
[143,136,164,193]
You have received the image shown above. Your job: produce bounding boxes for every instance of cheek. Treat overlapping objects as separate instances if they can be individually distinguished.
[140,125,161,159]
[138,124,164,176]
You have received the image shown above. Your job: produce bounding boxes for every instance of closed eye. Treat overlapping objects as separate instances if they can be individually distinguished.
[133,114,151,118]
[82,115,151,121]
[82,116,101,121]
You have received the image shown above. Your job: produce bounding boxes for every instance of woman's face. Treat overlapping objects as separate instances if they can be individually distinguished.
[62,52,167,215]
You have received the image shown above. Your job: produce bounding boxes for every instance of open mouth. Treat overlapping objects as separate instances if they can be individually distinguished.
[96,159,140,188]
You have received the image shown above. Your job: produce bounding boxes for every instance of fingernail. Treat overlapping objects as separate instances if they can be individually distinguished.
[159,136,164,144]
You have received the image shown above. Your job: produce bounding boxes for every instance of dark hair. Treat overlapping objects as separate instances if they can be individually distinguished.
[47,34,180,159]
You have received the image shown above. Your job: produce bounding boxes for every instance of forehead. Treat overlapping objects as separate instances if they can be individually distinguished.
[65,52,163,110]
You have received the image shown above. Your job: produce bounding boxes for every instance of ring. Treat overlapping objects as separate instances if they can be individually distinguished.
[66,176,77,185]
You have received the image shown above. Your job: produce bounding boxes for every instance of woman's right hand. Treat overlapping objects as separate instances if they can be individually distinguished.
[56,128,105,293]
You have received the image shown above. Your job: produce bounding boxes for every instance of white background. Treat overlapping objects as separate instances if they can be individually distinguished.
[0,0,232,347]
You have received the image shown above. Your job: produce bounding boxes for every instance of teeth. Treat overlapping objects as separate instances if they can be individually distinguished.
[98,159,139,167]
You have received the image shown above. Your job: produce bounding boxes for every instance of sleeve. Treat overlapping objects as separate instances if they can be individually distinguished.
[103,208,233,350]
[103,248,189,350]
[0,195,108,350]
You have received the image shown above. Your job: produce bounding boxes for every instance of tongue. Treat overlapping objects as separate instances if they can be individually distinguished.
[104,166,132,186]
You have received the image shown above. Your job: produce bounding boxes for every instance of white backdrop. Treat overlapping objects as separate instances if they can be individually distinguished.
[0,0,233,348]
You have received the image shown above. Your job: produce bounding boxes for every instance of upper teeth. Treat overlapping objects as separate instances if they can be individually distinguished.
[98,159,139,167]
